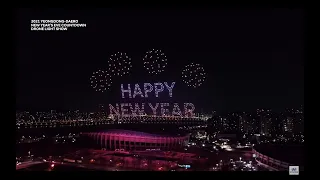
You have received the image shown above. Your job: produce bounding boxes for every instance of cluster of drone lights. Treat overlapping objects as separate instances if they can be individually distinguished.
[90,50,207,92]
[182,63,206,88]
[109,82,196,117]
[90,52,132,92]
[90,70,112,92]
[108,52,132,77]
[143,49,168,75]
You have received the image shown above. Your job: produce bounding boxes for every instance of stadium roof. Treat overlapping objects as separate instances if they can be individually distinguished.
[98,129,186,138]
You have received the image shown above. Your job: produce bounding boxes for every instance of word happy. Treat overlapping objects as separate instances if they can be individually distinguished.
[109,82,196,117]
[121,82,175,98]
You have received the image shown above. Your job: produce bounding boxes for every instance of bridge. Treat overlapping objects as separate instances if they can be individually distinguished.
[252,149,303,171]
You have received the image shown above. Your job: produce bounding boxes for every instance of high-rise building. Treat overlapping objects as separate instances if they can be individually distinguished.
[283,117,294,133]
[294,113,304,134]
[270,114,282,136]
[222,117,229,131]
[257,109,272,135]
[98,104,106,120]
[239,113,249,133]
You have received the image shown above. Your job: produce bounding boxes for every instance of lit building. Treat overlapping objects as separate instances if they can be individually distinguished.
[239,113,249,133]
[257,109,272,135]
[222,118,229,130]
[283,117,293,133]
[98,104,106,120]
[83,129,190,151]
[293,108,304,134]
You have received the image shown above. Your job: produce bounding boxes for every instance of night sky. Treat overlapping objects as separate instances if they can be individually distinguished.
[16,8,304,112]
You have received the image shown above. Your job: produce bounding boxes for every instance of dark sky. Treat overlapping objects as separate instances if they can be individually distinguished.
[15,8,304,113]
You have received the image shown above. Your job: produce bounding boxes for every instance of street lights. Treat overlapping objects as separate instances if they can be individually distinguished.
[28,151,32,160]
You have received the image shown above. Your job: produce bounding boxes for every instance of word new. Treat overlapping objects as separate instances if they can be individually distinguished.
[121,82,175,98]
[109,103,195,117]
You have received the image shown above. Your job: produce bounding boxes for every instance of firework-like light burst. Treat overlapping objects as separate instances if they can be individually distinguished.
[90,70,112,92]
[143,49,168,75]
[181,63,206,88]
[108,52,132,77]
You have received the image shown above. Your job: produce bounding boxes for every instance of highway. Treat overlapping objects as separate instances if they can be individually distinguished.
[60,162,149,171]
[255,159,278,171]
[61,162,121,171]
[16,161,44,170]
[16,160,139,171]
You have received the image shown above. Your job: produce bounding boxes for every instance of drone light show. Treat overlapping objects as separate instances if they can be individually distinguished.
[90,50,202,117]
[90,70,112,92]
[109,82,196,117]
[181,63,206,88]
[143,49,168,75]
[108,52,132,77]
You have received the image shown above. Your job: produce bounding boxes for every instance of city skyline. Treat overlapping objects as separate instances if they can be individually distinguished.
[16,106,304,135]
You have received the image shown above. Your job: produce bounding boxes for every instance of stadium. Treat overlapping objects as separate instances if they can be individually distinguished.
[83,129,190,151]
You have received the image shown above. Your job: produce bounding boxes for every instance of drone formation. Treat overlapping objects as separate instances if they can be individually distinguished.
[143,49,168,75]
[90,70,113,92]
[90,52,132,92]
[181,63,206,88]
[108,52,132,77]
[90,50,207,92]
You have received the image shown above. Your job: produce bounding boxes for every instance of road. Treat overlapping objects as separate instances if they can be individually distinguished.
[62,162,120,171]
[16,160,139,171]
[16,161,44,170]
[255,159,278,171]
